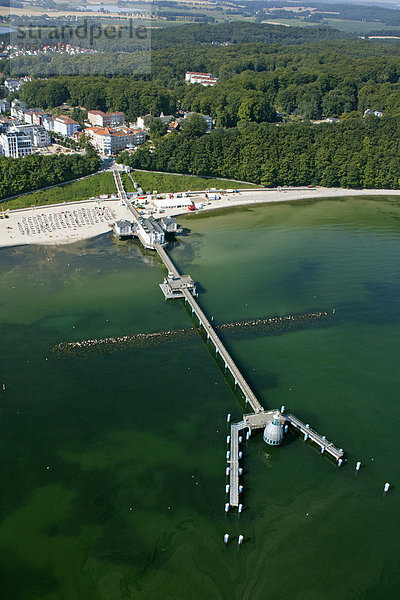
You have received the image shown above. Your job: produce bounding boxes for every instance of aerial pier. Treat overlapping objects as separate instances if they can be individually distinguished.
[113,168,345,511]
[156,244,265,414]
[285,413,344,461]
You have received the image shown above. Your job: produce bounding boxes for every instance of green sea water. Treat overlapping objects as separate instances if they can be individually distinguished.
[0,196,399,599]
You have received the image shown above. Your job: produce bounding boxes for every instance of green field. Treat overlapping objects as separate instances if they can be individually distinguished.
[1,170,261,212]
[131,170,262,193]
[263,17,400,34]
[1,172,116,211]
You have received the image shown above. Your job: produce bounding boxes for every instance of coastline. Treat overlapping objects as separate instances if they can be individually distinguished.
[1,187,400,248]
[167,186,400,219]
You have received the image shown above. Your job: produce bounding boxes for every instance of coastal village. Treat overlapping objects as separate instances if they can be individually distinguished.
[0,71,217,158]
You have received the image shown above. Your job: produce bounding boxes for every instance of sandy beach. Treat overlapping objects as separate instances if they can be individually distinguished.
[1,187,400,248]
[0,198,133,248]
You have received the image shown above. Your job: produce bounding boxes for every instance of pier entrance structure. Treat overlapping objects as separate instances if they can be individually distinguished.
[113,169,167,249]
[113,168,345,509]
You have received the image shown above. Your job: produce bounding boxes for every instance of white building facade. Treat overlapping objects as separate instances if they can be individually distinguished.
[87,110,126,127]
[53,116,79,137]
[0,129,32,157]
[185,71,219,86]
[15,125,51,147]
[86,127,146,155]
[0,99,10,113]
[10,100,26,119]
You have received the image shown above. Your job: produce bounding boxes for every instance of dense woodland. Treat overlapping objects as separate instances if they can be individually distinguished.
[4,22,400,190]
[0,148,100,200]
[17,38,400,123]
[2,21,349,76]
[117,117,400,189]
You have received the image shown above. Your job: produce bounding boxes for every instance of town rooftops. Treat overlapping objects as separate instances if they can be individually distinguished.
[87,110,125,117]
[25,109,44,115]
[55,115,79,124]
[88,126,143,137]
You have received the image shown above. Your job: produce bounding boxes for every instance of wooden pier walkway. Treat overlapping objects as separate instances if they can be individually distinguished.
[229,421,247,506]
[156,244,264,414]
[286,413,344,461]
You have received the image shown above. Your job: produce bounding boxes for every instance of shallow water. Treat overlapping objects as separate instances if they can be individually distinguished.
[0,196,399,599]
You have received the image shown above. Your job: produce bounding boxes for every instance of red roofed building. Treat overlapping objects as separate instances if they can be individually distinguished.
[87,110,126,127]
[86,126,146,155]
[185,71,219,86]
[53,115,79,137]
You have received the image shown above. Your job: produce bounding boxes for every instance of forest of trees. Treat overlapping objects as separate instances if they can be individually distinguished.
[2,21,350,77]
[0,147,100,200]
[117,117,400,189]
[4,21,400,190]
[16,39,400,122]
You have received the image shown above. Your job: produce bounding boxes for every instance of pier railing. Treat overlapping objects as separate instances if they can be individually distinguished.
[155,244,264,414]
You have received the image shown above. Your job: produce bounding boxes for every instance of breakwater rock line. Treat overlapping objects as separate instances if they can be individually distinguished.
[52,311,332,358]
[52,327,194,357]
[218,311,330,334]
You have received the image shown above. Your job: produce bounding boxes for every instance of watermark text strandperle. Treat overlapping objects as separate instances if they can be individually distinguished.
[15,19,149,46]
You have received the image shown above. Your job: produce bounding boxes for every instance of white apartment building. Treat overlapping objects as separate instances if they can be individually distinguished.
[0,129,32,157]
[23,109,46,126]
[31,127,51,147]
[53,115,79,137]
[0,99,10,113]
[185,71,219,86]
[87,110,126,127]
[42,115,54,131]
[86,127,146,155]
[10,99,26,119]
[4,79,23,93]
[135,113,174,130]
[15,125,51,147]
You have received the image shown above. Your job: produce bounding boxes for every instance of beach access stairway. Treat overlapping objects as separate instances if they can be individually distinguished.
[114,168,166,249]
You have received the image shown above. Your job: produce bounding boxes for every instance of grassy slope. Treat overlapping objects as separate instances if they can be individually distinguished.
[1,172,116,211]
[131,171,262,193]
[1,170,261,212]
[120,172,135,192]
